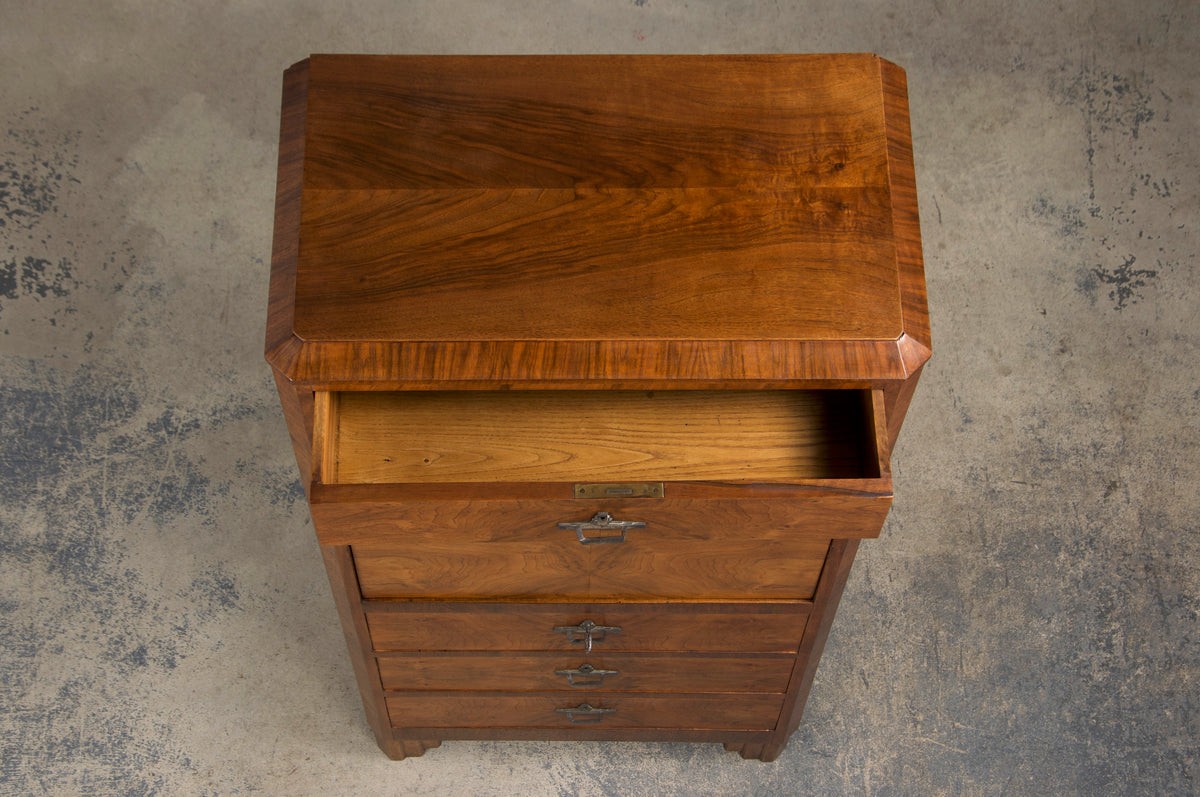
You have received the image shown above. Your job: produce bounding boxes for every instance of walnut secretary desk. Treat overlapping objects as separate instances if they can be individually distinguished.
[266,54,930,761]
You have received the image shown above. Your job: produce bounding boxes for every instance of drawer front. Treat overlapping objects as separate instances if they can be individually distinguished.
[311,387,893,600]
[377,652,795,693]
[384,692,785,731]
[352,529,832,600]
[365,603,810,653]
[314,491,891,549]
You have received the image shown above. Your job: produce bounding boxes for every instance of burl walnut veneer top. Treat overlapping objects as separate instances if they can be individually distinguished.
[267,54,930,388]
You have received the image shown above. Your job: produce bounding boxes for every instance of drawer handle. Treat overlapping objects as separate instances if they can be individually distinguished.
[557,511,645,544]
[553,619,622,653]
[555,663,619,687]
[555,703,616,724]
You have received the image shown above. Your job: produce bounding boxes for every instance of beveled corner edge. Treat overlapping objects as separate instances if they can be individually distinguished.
[265,57,311,381]
[897,333,932,377]
[878,57,932,360]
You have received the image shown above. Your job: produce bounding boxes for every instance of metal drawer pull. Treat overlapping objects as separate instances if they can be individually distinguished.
[553,619,622,653]
[556,703,616,724]
[557,511,645,544]
[555,663,619,687]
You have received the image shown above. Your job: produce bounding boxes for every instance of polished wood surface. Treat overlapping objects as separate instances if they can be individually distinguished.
[270,367,314,489]
[879,60,931,446]
[310,491,893,548]
[761,538,861,761]
[881,61,932,358]
[365,602,811,654]
[328,389,878,483]
[265,60,307,376]
[303,55,887,190]
[265,60,317,485]
[297,55,898,343]
[266,54,930,761]
[265,54,931,389]
[297,186,898,342]
[377,652,794,693]
[273,339,923,389]
[352,531,832,600]
[319,545,400,757]
[384,692,785,731]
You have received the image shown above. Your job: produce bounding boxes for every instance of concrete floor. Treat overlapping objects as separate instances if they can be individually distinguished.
[1,2,1196,795]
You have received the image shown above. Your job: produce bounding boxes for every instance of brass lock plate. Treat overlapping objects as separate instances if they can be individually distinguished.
[574,482,664,499]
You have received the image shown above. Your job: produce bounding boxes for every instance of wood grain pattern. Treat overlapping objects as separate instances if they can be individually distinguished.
[294,53,902,345]
[353,539,585,600]
[275,338,918,389]
[384,691,784,731]
[264,54,931,761]
[878,60,931,448]
[265,59,307,374]
[264,60,317,487]
[365,602,810,654]
[351,527,831,601]
[302,55,889,191]
[312,477,891,503]
[270,367,314,491]
[329,389,878,484]
[885,361,925,452]
[376,652,794,693]
[295,186,899,342]
[880,61,931,355]
[319,546,408,758]
[311,491,893,548]
[265,54,931,388]
[760,538,861,762]
[863,387,891,474]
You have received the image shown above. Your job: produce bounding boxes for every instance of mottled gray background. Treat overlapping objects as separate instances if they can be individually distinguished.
[1,2,1196,795]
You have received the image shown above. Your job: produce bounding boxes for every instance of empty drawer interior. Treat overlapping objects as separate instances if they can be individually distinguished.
[315,389,884,484]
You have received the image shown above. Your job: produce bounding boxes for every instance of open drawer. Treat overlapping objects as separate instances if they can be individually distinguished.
[308,389,893,601]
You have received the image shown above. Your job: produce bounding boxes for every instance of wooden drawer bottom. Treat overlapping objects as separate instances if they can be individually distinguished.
[385,692,785,731]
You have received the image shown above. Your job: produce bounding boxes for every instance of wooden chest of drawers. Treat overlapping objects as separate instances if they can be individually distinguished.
[266,54,929,761]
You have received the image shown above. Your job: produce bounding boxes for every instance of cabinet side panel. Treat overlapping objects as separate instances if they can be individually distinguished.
[760,538,861,761]
[319,545,409,759]
[266,61,314,491]
[879,59,930,353]
[271,368,313,492]
[878,58,930,451]
[885,364,925,450]
[266,59,309,374]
